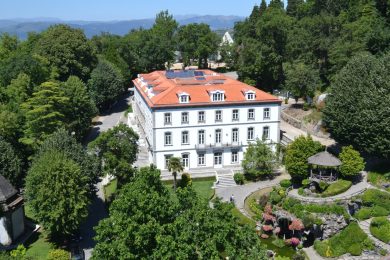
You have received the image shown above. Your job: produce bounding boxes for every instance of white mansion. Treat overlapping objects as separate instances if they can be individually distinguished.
[133,70,281,171]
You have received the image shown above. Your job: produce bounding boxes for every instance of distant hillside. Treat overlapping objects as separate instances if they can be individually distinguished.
[0,15,244,39]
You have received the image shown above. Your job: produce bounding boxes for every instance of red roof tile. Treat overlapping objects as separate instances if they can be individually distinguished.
[133,70,280,108]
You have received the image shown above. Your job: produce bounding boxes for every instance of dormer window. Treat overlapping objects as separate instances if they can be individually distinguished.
[245,90,256,100]
[178,92,190,103]
[210,90,225,102]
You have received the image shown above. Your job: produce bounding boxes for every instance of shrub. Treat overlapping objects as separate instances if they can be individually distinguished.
[348,244,362,256]
[179,173,192,188]
[233,173,244,185]
[47,249,69,260]
[321,180,352,197]
[272,238,285,248]
[314,222,371,257]
[258,194,269,208]
[301,179,310,188]
[269,191,282,205]
[303,103,310,111]
[249,199,263,218]
[280,179,292,188]
[354,207,372,220]
[319,181,329,191]
[362,189,390,211]
[339,146,365,177]
[370,217,390,243]
[298,187,304,195]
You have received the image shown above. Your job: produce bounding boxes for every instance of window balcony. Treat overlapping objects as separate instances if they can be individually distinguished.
[195,141,243,150]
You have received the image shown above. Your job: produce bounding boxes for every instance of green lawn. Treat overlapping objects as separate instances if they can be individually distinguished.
[25,231,54,260]
[368,171,390,192]
[24,205,54,259]
[103,178,118,201]
[163,177,215,201]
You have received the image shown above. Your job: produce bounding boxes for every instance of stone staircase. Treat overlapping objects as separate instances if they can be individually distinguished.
[214,171,237,189]
[358,218,390,253]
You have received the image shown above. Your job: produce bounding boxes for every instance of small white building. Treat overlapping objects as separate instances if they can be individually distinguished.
[133,70,281,171]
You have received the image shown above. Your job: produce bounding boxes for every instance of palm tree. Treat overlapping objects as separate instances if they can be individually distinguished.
[168,157,183,191]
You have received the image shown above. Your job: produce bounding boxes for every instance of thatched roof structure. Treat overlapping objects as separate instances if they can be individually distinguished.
[308,151,341,167]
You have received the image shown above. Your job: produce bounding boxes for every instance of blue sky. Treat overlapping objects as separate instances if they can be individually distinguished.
[0,0,281,21]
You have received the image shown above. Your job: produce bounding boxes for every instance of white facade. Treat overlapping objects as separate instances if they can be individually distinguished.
[134,89,281,171]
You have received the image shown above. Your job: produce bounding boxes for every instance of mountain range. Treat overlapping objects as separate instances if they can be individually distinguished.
[0,15,244,39]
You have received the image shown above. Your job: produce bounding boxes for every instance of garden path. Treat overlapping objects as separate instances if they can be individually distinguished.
[358,218,390,253]
[215,173,290,217]
[302,246,326,260]
[288,172,370,203]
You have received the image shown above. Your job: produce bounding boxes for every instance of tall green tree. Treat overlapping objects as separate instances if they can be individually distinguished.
[35,24,97,81]
[168,157,183,191]
[25,150,90,239]
[285,135,323,180]
[0,33,18,60]
[287,0,304,17]
[88,58,124,110]
[37,128,101,197]
[89,123,138,184]
[93,166,268,260]
[323,53,390,158]
[284,62,320,101]
[242,139,277,179]
[177,23,219,68]
[20,81,69,150]
[0,137,22,187]
[148,10,178,69]
[61,76,97,137]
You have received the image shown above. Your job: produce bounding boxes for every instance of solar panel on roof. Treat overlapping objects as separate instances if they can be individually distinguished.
[194,71,204,77]
[165,70,195,79]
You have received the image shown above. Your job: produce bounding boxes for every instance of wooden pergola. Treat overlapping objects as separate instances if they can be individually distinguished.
[308,151,342,183]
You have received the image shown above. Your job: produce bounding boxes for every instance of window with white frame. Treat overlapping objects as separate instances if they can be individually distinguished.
[231,151,239,164]
[232,109,239,121]
[247,127,254,140]
[214,152,222,165]
[182,131,189,144]
[181,154,189,168]
[181,112,189,124]
[179,95,189,103]
[198,153,205,166]
[248,109,255,120]
[198,130,205,145]
[215,129,222,144]
[198,111,205,122]
[232,128,239,143]
[164,113,171,125]
[263,108,270,119]
[164,132,172,145]
[212,92,225,102]
[262,126,270,140]
[164,154,173,169]
[215,110,222,121]
[246,92,255,100]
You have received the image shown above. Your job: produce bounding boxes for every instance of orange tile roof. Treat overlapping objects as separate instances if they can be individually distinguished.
[133,70,280,108]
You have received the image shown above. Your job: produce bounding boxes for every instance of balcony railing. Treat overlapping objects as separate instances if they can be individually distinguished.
[195,141,243,150]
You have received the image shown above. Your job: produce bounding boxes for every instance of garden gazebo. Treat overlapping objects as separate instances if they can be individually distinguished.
[308,151,341,183]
